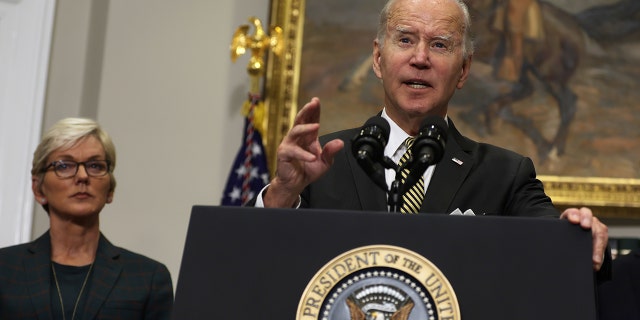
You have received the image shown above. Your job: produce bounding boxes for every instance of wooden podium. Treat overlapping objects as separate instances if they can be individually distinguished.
[173,206,597,319]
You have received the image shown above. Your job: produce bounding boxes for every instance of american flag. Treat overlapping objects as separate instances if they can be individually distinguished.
[221,94,270,205]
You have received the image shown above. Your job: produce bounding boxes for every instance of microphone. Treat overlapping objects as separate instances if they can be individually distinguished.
[401,116,447,193]
[412,116,447,167]
[351,116,390,191]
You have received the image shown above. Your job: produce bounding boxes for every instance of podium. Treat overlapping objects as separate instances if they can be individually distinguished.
[173,206,597,319]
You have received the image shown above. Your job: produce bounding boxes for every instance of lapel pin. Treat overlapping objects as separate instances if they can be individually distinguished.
[452,157,463,166]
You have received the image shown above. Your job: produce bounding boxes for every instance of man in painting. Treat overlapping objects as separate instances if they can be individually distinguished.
[492,0,545,81]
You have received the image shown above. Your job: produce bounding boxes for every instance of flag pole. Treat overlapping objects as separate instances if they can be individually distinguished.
[231,16,282,161]
[221,17,282,205]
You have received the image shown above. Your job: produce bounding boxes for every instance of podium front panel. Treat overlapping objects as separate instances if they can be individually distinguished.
[173,206,596,320]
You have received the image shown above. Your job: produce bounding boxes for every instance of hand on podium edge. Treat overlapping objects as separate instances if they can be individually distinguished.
[560,207,609,272]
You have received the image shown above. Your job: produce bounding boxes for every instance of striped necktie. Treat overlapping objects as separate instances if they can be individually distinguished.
[399,137,425,213]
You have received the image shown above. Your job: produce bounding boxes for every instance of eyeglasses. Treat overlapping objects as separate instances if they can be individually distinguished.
[44,160,111,178]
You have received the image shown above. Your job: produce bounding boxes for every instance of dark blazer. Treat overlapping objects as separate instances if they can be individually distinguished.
[0,231,174,319]
[250,116,612,282]
[598,249,640,319]
[302,118,558,217]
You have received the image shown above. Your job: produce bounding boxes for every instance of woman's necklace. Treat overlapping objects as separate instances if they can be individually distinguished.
[51,262,94,320]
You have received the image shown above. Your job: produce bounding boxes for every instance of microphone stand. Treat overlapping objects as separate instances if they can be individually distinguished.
[382,155,425,212]
[381,156,404,212]
[369,154,421,213]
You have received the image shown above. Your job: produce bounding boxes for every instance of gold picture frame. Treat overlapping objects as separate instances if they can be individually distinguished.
[262,0,640,219]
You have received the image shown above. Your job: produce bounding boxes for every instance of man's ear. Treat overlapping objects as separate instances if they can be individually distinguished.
[457,55,473,89]
[372,39,383,79]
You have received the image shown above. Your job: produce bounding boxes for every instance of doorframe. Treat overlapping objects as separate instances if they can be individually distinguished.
[0,0,56,247]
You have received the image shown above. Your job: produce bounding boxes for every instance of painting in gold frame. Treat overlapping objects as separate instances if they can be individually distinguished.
[263,0,640,219]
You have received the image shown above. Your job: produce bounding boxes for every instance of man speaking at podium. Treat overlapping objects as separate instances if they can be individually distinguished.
[251,0,610,276]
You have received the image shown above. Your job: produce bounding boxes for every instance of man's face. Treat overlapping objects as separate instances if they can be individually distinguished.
[372,0,471,134]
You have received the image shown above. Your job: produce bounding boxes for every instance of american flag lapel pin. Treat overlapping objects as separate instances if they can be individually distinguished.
[452,157,463,166]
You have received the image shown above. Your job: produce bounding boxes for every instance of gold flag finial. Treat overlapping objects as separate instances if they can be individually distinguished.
[230,16,283,150]
[230,16,283,81]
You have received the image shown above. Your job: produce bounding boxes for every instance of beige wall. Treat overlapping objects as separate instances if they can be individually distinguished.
[37,0,270,289]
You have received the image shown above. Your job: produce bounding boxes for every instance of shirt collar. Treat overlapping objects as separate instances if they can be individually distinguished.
[381,109,409,159]
[381,108,448,158]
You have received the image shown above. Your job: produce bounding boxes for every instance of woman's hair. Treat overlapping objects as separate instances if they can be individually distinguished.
[31,118,117,201]
[376,0,475,59]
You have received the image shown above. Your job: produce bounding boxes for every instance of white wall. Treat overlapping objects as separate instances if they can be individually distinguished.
[36,0,269,289]
[0,0,55,248]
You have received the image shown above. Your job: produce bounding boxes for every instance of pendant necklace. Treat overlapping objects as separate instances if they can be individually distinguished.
[51,262,94,320]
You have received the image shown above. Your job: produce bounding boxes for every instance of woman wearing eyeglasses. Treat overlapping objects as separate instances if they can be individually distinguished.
[0,118,173,319]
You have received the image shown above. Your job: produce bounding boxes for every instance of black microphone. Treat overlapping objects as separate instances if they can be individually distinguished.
[401,116,447,193]
[412,116,447,167]
[351,116,390,191]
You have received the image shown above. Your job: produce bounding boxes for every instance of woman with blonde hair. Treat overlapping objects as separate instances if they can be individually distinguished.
[0,118,173,319]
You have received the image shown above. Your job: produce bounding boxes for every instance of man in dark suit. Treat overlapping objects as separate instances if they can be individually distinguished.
[255,0,609,274]
[598,248,640,319]
[301,117,554,217]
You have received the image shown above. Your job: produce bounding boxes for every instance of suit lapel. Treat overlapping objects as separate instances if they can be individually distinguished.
[83,234,122,320]
[345,137,388,211]
[421,119,473,214]
[25,232,54,320]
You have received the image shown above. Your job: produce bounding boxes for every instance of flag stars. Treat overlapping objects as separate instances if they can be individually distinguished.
[236,165,266,182]
[251,142,263,156]
[221,119,270,206]
[228,187,242,202]
[250,167,259,179]
[235,165,247,178]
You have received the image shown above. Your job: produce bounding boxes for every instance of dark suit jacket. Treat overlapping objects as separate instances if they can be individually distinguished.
[0,231,173,319]
[598,249,640,319]
[302,118,558,217]
[253,117,611,281]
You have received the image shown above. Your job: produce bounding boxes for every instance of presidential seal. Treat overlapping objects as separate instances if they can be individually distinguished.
[296,245,460,320]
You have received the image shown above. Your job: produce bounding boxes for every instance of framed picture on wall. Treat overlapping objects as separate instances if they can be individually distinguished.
[263,0,640,218]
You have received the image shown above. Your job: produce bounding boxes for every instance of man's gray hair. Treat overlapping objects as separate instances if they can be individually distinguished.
[376,0,474,58]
